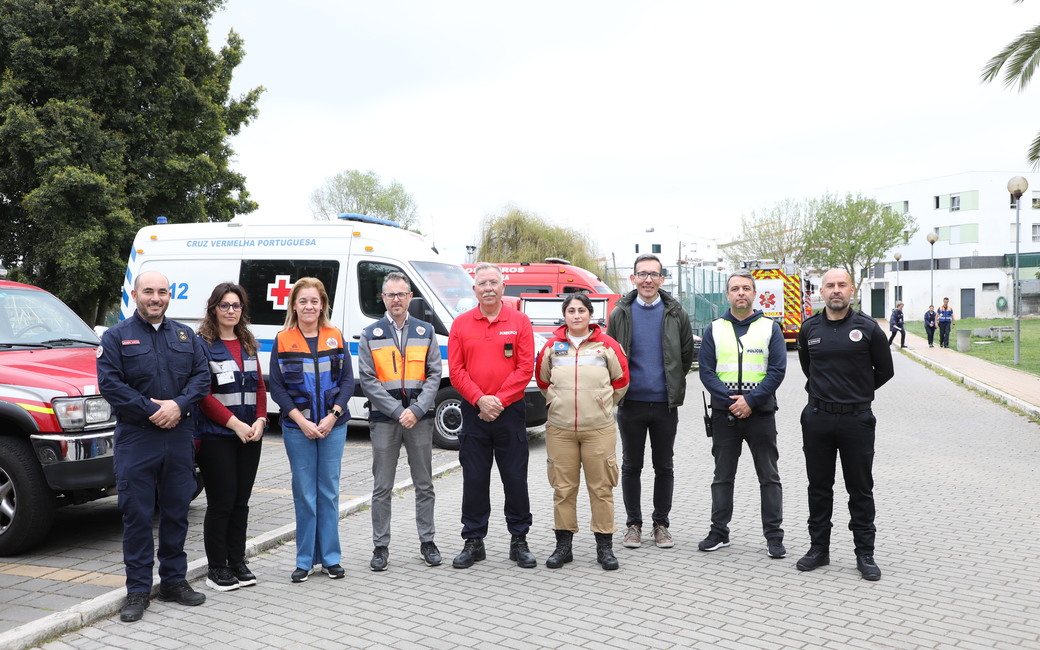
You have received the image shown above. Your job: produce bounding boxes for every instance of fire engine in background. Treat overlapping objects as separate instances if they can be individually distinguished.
[742,261,813,347]
[462,258,613,296]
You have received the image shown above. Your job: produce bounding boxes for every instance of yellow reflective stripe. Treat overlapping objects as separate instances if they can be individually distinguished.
[17,402,54,415]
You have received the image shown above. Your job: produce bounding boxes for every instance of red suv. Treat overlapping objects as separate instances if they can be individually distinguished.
[0,280,116,554]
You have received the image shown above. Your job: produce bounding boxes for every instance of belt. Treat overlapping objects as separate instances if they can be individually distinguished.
[811,398,871,414]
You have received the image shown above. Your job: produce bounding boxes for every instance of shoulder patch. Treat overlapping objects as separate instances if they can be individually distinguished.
[849,329,863,342]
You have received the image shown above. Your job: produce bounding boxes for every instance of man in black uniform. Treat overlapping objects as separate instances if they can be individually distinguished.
[796,268,893,581]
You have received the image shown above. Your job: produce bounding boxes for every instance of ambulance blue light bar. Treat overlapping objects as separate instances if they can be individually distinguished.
[336,213,402,228]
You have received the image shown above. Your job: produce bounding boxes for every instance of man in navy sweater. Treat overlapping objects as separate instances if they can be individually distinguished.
[607,254,695,550]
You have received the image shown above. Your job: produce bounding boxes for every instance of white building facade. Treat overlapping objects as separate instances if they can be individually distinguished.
[872,171,1040,321]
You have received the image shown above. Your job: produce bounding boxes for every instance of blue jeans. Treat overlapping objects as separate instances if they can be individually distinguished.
[283,422,347,568]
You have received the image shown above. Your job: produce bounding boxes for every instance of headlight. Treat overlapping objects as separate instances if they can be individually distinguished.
[52,396,113,429]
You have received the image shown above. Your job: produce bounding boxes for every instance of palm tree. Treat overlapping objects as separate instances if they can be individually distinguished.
[981,0,1040,165]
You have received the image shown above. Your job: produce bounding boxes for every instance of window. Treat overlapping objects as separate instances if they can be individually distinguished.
[1032,191,1040,209]
[934,196,940,209]
[634,244,639,254]
[651,244,661,254]
[903,200,909,213]
[1033,224,1040,242]
[357,261,412,320]
[239,259,340,326]
[982,283,999,292]
[950,195,961,211]
[902,230,909,245]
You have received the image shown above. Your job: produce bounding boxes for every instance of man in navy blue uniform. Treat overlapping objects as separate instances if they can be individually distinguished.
[97,270,210,622]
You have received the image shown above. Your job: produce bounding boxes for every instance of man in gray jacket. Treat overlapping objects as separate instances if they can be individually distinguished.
[607,254,696,549]
[358,272,443,571]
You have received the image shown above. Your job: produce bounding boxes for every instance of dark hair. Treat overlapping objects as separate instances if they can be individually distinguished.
[633,253,664,275]
[198,282,259,357]
[726,270,755,291]
[561,293,594,316]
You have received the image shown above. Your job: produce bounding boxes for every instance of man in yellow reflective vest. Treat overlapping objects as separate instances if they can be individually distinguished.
[358,271,443,571]
[697,270,787,560]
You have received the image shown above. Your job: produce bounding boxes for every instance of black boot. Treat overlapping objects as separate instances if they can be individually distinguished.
[545,530,574,569]
[595,532,619,571]
[452,538,486,569]
[509,534,537,568]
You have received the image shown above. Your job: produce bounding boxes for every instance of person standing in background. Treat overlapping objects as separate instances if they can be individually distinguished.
[937,298,954,348]
[923,305,937,348]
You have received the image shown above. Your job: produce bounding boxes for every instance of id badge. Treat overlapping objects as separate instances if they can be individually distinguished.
[504,342,514,358]
[216,371,235,385]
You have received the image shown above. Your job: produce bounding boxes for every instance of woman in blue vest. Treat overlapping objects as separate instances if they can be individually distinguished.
[196,282,267,592]
[269,277,354,583]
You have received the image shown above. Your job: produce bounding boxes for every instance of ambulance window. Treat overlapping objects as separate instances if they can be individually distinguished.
[504,285,551,297]
[358,261,424,319]
[239,260,340,327]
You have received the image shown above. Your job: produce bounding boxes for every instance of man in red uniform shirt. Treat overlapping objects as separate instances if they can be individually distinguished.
[448,263,537,569]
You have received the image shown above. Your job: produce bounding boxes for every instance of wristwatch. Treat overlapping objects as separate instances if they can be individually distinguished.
[329,408,343,419]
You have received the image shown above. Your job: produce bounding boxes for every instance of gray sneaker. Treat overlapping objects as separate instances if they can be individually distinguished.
[622,525,642,548]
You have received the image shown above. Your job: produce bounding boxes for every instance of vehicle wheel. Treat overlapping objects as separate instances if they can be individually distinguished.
[433,387,463,451]
[0,437,56,555]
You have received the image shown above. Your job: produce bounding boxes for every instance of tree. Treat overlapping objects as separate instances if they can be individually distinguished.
[981,0,1040,165]
[0,0,263,324]
[725,198,810,268]
[310,169,418,228]
[801,192,917,300]
[476,205,621,289]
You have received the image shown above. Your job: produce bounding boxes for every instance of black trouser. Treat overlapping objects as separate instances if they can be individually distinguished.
[925,326,936,346]
[888,329,904,347]
[938,322,952,347]
[458,400,531,539]
[196,437,263,567]
[709,410,783,541]
[800,404,876,557]
[617,400,678,529]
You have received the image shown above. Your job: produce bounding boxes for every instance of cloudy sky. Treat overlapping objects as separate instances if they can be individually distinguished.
[209,0,1040,263]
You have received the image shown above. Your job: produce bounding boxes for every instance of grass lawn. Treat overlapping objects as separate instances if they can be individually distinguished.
[904,317,1040,377]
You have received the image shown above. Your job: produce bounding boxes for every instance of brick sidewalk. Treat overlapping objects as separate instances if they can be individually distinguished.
[23,350,1040,649]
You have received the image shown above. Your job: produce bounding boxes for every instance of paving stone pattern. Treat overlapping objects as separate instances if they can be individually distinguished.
[22,350,1040,648]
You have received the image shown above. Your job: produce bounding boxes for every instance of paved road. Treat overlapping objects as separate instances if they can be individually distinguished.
[0,424,460,634]
[17,349,1039,649]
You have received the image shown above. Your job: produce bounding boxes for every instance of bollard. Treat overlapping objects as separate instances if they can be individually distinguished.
[956,328,971,352]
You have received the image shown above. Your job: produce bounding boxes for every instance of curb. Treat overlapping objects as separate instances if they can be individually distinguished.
[0,458,461,650]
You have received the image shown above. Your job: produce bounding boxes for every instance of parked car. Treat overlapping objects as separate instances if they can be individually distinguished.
[0,280,117,554]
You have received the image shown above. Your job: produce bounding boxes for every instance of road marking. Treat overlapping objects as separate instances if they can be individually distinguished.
[0,563,124,588]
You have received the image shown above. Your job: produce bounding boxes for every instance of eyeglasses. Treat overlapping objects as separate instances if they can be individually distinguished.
[383,292,411,301]
[217,302,243,312]
[476,280,501,288]
[634,271,663,280]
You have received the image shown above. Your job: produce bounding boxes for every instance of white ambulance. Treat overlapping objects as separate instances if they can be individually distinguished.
[118,214,548,449]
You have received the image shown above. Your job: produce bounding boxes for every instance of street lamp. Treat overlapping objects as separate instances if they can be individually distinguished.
[1007,176,1028,366]
[893,252,902,306]
[926,232,938,307]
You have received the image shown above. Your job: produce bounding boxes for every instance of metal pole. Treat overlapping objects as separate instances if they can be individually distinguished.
[1015,196,1021,366]
[929,245,934,307]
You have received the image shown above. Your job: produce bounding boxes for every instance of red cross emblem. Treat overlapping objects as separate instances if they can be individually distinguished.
[267,275,293,310]
[758,291,776,309]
